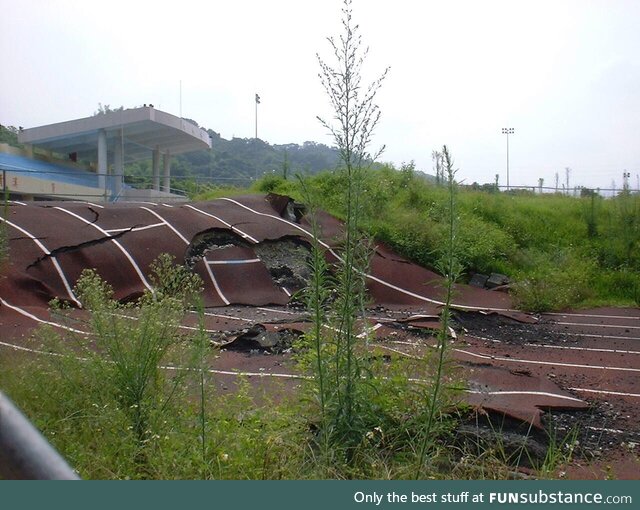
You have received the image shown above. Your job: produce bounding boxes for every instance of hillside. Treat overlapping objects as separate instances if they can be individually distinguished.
[119,123,342,190]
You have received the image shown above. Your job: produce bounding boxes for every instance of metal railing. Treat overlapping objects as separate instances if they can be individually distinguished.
[0,390,80,480]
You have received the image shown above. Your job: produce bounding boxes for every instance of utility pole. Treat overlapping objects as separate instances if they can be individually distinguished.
[255,93,261,139]
[565,167,571,196]
[555,172,559,193]
[501,127,514,191]
[538,177,544,194]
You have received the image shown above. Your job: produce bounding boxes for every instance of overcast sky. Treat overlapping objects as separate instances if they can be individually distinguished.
[1,0,639,191]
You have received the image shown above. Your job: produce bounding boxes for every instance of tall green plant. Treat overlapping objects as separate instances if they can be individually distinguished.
[310,0,388,457]
[415,145,463,478]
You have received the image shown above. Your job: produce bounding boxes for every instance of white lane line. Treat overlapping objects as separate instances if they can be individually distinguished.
[109,311,222,336]
[0,336,584,401]
[122,201,158,206]
[0,336,307,380]
[0,216,80,306]
[0,336,610,404]
[0,298,87,334]
[546,312,640,321]
[358,322,384,339]
[405,314,441,321]
[454,347,640,373]
[281,287,292,297]
[105,223,165,234]
[140,207,189,245]
[161,364,310,380]
[374,343,422,359]
[201,310,254,323]
[216,197,521,314]
[524,343,640,356]
[569,388,640,399]
[0,339,86,359]
[559,331,640,341]
[586,426,625,434]
[557,321,640,330]
[184,204,259,244]
[256,307,302,316]
[465,390,585,404]
[53,206,153,291]
[363,316,398,323]
[206,258,261,265]
[8,200,27,206]
[387,339,425,347]
[161,204,174,208]
[71,201,105,209]
[203,262,230,305]
[466,334,502,344]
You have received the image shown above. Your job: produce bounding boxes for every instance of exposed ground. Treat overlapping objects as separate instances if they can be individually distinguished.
[0,194,638,478]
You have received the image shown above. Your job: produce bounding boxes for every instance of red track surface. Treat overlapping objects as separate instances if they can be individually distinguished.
[1,195,638,478]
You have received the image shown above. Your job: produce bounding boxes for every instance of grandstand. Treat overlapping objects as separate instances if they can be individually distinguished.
[0,106,211,202]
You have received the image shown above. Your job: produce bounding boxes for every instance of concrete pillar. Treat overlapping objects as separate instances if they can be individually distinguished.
[97,129,107,195]
[162,151,171,193]
[152,146,160,192]
[114,132,123,199]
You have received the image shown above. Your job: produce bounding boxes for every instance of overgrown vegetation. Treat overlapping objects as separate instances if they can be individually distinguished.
[1,256,306,479]
[197,166,640,312]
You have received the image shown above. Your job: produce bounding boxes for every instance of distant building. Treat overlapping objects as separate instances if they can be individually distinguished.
[0,106,211,202]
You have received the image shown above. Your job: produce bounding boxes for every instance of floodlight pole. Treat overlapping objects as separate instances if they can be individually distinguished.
[255,93,260,139]
[501,127,514,191]
[623,171,631,192]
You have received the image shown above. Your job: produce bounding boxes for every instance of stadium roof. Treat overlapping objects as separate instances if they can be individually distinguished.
[17,106,211,162]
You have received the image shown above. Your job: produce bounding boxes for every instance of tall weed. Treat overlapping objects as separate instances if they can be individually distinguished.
[40,254,203,476]
[302,0,390,465]
[415,146,463,478]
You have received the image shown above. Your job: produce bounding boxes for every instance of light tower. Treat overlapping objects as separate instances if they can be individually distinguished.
[255,93,261,139]
[501,127,514,191]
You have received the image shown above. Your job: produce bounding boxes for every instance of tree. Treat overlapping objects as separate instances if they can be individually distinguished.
[93,103,124,116]
[433,150,444,185]
[282,149,290,180]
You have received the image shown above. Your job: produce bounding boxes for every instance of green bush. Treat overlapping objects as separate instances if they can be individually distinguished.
[512,248,596,312]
